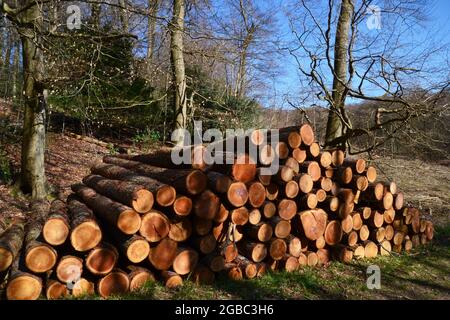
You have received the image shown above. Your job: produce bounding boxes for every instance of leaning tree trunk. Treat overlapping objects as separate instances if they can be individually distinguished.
[324,0,354,149]
[18,2,47,200]
[170,0,187,146]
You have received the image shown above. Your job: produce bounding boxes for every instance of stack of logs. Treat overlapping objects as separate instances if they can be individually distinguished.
[0,124,434,300]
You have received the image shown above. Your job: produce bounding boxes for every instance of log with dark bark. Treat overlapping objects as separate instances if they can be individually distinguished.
[0,222,25,272]
[161,270,183,288]
[245,223,273,242]
[237,241,267,263]
[91,163,177,207]
[83,175,154,213]
[148,238,178,270]
[67,194,102,252]
[72,184,141,235]
[102,156,207,195]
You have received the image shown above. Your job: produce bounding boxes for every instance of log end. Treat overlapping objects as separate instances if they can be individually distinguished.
[227,182,249,207]
[43,218,70,246]
[46,281,69,300]
[26,245,58,273]
[118,209,141,235]
[72,278,95,297]
[156,185,177,207]
[132,189,154,213]
[98,271,130,298]
[86,246,118,276]
[186,170,208,195]
[6,273,42,300]
[71,221,102,252]
[173,196,193,216]
[0,247,13,272]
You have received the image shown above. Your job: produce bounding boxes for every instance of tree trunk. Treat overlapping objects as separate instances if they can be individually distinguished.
[170,0,187,145]
[325,0,354,149]
[12,39,20,99]
[18,3,47,199]
[147,0,160,67]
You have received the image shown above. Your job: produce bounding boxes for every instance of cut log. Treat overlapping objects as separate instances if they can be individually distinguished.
[265,183,279,201]
[370,227,386,243]
[235,255,258,279]
[318,151,332,168]
[148,238,178,270]
[172,196,192,216]
[281,255,299,272]
[192,265,215,284]
[359,225,370,241]
[214,204,229,223]
[128,266,155,291]
[169,217,192,242]
[222,243,238,263]
[369,210,384,228]
[285,157,300,174]
[6,255,42,300]
[248,208,262,225]
[245,223,273,242]
[287,131,302,148]
[269,238,287,261]
[286,235,302,257]
[103,156,208,195]
[256,168,272,186]
[352,213,363,231]
[194,190,221,220]
[341,214,354,234]
[283,180,300,199]
[91,163,177,207]
[314,235,326,250]
[83,175,153,214]
[43,200,70,246]
[270,217,291,239]
[393,231,405,246]
[364,241,378,258]
[359,207,372,220]
[380,240,392,256]
[317,177,332,192]
[331,149,345,166]
[67,195,102,252]
[425,221,434,241]
[305,251,318,266]
[161,270,183,288]
[394,192,404,211]
[301,161,321,181]
[314,189,327,202]
[72,184,141,235]
[383,181,397,195]
[298,253,308,266]
[202,255,225,272]
[72,278,95,297]
[56,255,83,284]
[195,217,213,236]
[248,182,266,208]
[343,158,366,174]
[324,221,343,245]
[262,201,277,219]
[212,153,257,183]
[225,263,243,280]
[363,183,384,201]
[298,209,328,241]
[333,246,353,263]
[237,241,267,262]
[192,234,217,254]
[275,141,290,159]
[227,182,248,207]
[383,207,396,224]
[0,222,25,272]
[299,193,318,209]
[115,234,150,263]
[85,243,119,276]
[299,124,315,146]
[231,207,249,226]
[275,165,295,183]
[259,144,275,165]
[292,148,307,163]
[384,225,394,241]
[207,171,232,194]
[352,245,365,259]
[320,196,339,212]
[365,166,377,183]
[297,174,314,193]
[98,269,130,298]
[343,231,358,247]
[316,248,331,265]
[46,279,69,300]
[277,199,297,220]
[139,210,170,242]
[173,248,199,275]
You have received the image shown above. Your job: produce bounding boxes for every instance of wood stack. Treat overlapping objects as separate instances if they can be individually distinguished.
[0,124,434,299]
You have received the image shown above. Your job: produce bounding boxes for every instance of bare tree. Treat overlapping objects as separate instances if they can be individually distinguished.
[287,0,449,153]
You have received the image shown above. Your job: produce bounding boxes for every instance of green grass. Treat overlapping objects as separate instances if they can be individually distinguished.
[65,224,449,300]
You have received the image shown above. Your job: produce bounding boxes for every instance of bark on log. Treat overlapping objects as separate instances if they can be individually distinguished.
[72,184,141,235]
[237,241,267,263]
[0,222,25,272]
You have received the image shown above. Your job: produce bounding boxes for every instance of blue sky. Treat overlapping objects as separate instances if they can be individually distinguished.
[260,0,450,109]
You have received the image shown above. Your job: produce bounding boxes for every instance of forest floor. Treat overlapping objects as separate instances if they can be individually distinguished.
[0,119,449,299]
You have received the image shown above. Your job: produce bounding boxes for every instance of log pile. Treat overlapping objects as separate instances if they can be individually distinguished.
[0,124,434,300]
